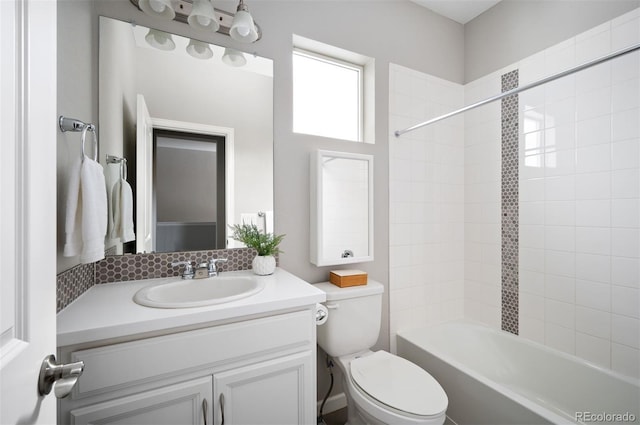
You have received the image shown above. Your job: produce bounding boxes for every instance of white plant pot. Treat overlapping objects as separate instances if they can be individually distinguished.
[252,255,276,275]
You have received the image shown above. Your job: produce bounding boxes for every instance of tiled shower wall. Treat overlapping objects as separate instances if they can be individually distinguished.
[514,9,640,377]
[391,8,639,378]
[389,64,465,352]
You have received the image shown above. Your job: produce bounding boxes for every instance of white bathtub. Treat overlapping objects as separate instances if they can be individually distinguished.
[397,321,639,425]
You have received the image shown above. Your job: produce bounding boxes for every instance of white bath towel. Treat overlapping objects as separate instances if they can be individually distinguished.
[112,178,136,243]
[63,155,108,263]
[79,157,108,263]
[63,157,83,257]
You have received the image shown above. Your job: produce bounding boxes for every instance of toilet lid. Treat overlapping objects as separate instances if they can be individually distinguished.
[350,351,448,417]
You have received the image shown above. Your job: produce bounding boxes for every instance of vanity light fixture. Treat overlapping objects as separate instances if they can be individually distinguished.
[130,0,262,43]
[186,39,214,59]
[145,28,176,51]
[221,47,247,67]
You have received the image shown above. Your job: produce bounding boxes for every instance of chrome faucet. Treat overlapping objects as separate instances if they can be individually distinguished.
[208,258,228,277]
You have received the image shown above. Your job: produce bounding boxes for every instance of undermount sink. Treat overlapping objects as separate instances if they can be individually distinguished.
[133,275,265,308]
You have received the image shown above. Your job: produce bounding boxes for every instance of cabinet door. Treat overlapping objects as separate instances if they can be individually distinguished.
[70,376,212,425]
[214,352,314,425]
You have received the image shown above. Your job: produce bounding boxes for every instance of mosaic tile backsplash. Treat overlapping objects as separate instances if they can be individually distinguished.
[501,69,519,335]
[57,248,265,312]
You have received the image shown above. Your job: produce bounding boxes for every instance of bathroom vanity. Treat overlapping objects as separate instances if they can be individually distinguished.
[56,269,325,425]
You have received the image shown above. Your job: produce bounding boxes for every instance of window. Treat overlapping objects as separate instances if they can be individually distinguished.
[293,48,364,142]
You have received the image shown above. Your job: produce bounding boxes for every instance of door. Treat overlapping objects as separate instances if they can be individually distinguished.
[0,0,58,424]
[136,95,154,253]
[69,376,213,425]
[214,352,314,425]
[153,130,226,252]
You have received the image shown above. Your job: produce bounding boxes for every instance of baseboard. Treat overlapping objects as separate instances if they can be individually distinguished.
[317,392,347,414]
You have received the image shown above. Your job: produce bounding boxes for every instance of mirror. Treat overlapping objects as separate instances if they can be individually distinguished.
[99,16,273,254]
[310,150,373,266]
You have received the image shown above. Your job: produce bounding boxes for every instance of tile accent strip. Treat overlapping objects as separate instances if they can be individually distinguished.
[501,69,519,335]
[57,262,95,312]
[95,248,262,284]
[57,248,267,312]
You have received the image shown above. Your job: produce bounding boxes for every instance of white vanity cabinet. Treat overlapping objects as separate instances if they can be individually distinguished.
[57,309,317,425]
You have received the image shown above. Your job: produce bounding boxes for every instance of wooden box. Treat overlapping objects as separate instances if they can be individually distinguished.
[329,270,368,287]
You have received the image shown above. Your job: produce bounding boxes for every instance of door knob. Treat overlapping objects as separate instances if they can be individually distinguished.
[38,354,84,398]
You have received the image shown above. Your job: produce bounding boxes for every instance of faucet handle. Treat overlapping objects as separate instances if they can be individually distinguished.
[171,261,195,279]
[208,258,228,275]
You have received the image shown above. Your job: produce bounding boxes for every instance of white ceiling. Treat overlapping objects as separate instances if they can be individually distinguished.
[411,0,502,24]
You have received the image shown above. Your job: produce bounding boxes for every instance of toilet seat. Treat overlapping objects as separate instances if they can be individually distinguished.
[350,351,448,418]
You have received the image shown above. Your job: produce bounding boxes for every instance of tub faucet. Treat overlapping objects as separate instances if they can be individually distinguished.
[208,258,228,277]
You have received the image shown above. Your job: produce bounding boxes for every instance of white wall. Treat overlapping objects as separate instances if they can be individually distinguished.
[389,64,466,352]
[464,0,640,82]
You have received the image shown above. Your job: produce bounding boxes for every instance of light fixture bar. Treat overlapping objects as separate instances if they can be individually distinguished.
[129,0,262,41]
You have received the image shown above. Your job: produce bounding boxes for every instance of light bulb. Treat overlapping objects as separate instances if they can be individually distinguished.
[196,15,211,26]
[237,26,250,37]
[149,0,166,13]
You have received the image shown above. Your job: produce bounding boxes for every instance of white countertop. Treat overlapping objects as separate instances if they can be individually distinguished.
[57,268,326,347]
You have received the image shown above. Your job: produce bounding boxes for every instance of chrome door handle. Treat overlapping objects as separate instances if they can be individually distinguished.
[38,354,84,398]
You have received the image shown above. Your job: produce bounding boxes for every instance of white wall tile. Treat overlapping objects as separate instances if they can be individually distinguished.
[612,285,640,318]
[575,227,611,255]
[575,332,611,368]
[545,322,575,354]
[611,256,640,288]
[575,171,611,200]
[545,274,575,303]
[612,168,640,198]
[576,200,610,227]
[612,343,640,378]
[545,299,575,328]
[575,306,611,339]
[576,253,611,283]
[544,175,575,201]
[611,228,640,258]
[612,108,640,141]
[545,225,575,252]
[612,199,640,228]
[576,143,611,173]
[612,314,640,348]
[576,279,611,312]
[612,79,640,113]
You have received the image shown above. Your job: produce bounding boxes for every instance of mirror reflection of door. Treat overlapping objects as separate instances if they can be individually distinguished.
[153,129,226,252]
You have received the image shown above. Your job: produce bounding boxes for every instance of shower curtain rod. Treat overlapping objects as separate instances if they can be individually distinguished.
[394,42,640,137]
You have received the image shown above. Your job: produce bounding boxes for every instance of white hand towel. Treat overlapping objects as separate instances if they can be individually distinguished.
[112,178,136,243]
[119,179,136,243]
[264,210,274,234]
[63,157,83,257]
[105,163,120,239]
[79,156,108,264]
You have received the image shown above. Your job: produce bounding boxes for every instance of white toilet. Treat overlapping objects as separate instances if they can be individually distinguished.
[314,280,448,425]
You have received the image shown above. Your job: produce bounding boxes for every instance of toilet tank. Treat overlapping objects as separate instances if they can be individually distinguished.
[313,280,384,357]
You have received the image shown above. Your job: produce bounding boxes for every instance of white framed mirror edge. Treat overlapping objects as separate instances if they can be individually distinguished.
[310,149,374,267]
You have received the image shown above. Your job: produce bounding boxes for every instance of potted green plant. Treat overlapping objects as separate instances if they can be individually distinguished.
[229,223,285,275]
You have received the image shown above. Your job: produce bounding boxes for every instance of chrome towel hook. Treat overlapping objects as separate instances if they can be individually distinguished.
[58,116,98,162]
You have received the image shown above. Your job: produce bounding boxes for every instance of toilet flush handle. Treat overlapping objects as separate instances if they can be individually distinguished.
[326,303,339,310]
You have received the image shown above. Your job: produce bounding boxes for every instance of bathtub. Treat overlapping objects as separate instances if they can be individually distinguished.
[397,321,639,425]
